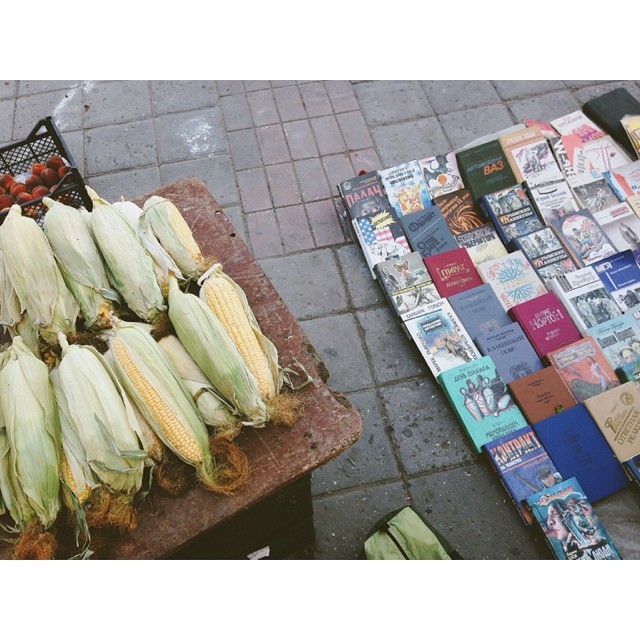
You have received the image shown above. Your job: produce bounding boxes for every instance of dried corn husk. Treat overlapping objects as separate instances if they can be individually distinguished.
[86,188,166,323]
[0,248,21,330]
[7,312,40,357]
[0,205,79,345]
[42,197,120,329]
[167,276,269,426]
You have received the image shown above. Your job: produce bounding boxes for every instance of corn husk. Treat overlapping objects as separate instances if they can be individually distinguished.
[0,248,21,330]
[86,188,166,323]
[0,337,61,530]
[167,276,269,426]
[143,196,207,279]
[0,205,79,345]
[42,197,120,329]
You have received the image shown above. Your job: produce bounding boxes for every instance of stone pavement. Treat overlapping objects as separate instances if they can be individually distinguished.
[3,79,640,559]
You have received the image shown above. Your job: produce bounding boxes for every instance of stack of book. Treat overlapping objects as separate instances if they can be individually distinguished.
[337,87,640,560]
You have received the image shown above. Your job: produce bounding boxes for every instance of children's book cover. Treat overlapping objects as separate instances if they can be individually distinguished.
[418,152,464,200]
[378,160,432,218]
[525,476,622,560]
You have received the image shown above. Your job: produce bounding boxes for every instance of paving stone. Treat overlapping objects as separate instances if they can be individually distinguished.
[18,80,82,95]
[219,93,253,131]
[265,162,302,208]
[83,81,152,128]
[244,81,271,92]
[85,166,162,203]
[247,210,283,259]
[283,120,319,160]
[247,89,280,126]
[228,128,262,171]
[215,81,245,95]
[571,81,640,105]
[294,157,332,202]
[276,204,315,253]
[336,110,374,151]
[305,199,346,247]
[326,80,359,113]
[0,99,14,144]
[14,87,85,138]
[348,148,383,175]
[60,130,85,176]
[220,204,249,247]
[493,80,566,100]
[336,244,387,308]
[321,153,356,195]
[273,85,307,122]
[256,124,290,165]
[310,115,347,156]
[0,81,16,100]
[150,80,216,115]
[270,81,297,88]
[299,82,333,117]
[236,167,271,212]
[438,104,515,150]
[563,80,610,89]
[355,80,433,126]
[422,80,500,114]
[507,90,581,127]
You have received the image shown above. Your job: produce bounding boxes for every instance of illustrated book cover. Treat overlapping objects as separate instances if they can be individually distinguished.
[506,136,564,187]
[582,135,632,175]
[499,125,556,184]
[531,404,630,503]
[437,354,528,454]
[511,225,578,286]
[374,251,440,323]
[479,184,544,248]
[592,249,640,312]
[591,200,640,253]
[546,336,620,403]
[404,298,481,379]
[422,247,483,298]
[447,283,511,343]
[453,223,507,266]
[482,425,563,525]
[398,205,458,259]
[418,152,464,200]
[621,115,640,159]
[550,110,606,143]
[507,365,577,425]
[550,134,591,179]
[432,188,485,236]
[475,321,544,384]
[525,177,581,225]
[570,172,621,213]
[585,312,640,372]
[525,476,622,560]
[476,250,547,312]
[455,139,518,203]
[508,291,582,359]
[378,160,432,218]
[604,160,640,201]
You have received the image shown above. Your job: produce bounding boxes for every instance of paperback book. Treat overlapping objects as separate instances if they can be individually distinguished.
[503,134,564,187]
[398,205,458,259]
[433,188,485,236]
[453,223,507,266]
[378,160,432,217]
[591,201,640,253]
[582,135,632,175]
[550,134,591,179]
[437,354,528,453]
[550,110,606,143]
[570,173,620,213]
[418,152,464,200]
[525,178,581,225]
[482,425,563,525]
[499,126,550,182]
[525,476,622,560]
[422,247,483,298]
[585,312,640,372]
[621,115,640,159]
[622,454,640,489]
[592,249,640,312]
[604,160,640,201]
[404,298,480,378]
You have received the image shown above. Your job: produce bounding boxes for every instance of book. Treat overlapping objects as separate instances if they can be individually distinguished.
[498,126,548,182]
[437,354,528,454]
[604,160,640,201]
[532,404,629,504]
[591,201,640,253]
[476,250,547,312]
[352,207,412,278]
[378,160,432,217]
[418,152,464,200]
[479,184,544,248]
[546,336,620,403]
[628,194,640,217]
[592,249,640,312]
[482,425,563,525]
[569,172,621,212]
[404,298,480,379]
[454,223,508,266]
[550,110,606,143]
[507,366,577,425]
[582,87,640,159]
[511,225,578,286]
[374,251,440,323]
[422,247,483,298]
[549,208,618,267]
[550,134,591,179]
[398,205,458,259]
[505,136,564,188]
[525,178,581,226]
[447,283,511,343]
[616,359,640,383]
[455,139,517,203]
[525,476,622,560]
[475,322,544,384]
[582,135,633,175]
[433,188,485,236]
[622,454,640,489]
[508,291,582,360]
[621,114,640,159]
[585,312,640,372]
[547,265,623,335]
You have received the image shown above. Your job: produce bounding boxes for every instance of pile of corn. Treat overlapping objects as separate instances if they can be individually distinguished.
[0,191,309,559]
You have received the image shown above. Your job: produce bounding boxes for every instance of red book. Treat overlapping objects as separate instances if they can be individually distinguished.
[508,291,582,359]
[423,247,482,298]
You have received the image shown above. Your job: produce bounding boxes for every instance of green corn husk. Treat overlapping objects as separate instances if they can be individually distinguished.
[0,205,79,345]
[87,188,166,323]
[42,197,120,329]
[0,337,61,530]
[167,276,269,426]
[0,248,22,330]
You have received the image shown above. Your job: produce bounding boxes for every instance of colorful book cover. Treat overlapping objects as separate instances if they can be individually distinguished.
[404,298,480,378]
[621,115,640,159]
[509,138,564,187]
[398,205,458,259]
[592,249,640,312]
[507,366,577,425]
[418,152,464,200]
[479,184,544,248]
[604,160,640,200]
[454,223,508,266]
[498,125,547,182]
[447,283,511,343]
[550,134,591,178]
[550,208,618,267]
[437,354,528,454]
[511,225,578,286]
[374,251,440,322]
[378,160,432,217]
[546,336,620,402]
[532,404,630,503]
[525,178,581,226]
[433,188,486,235]
[583,135,633,175]
[422,247,483,298]
[476,250,547,312]
[482,425,563,525]
[525,476,622,560]
[475,322,544,384]
[591,201,640,253]
[550,110,606,143]
[586,312,640,372]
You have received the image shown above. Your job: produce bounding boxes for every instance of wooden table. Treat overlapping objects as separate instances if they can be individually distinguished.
[1,178,363,560]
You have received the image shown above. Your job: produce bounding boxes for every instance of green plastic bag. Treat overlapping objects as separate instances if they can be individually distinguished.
[364,506,461,560]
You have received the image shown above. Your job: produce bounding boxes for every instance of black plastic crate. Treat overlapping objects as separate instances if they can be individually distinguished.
[0,116,92,227]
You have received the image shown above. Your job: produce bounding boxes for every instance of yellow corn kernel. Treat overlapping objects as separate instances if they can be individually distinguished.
[61,453,91,505]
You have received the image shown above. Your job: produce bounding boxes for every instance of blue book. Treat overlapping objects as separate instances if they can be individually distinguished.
[475,322,544,384]
[592,249,640,312]
[437,354,528,454]
[447,283,511,342]
[531,404,629,503]
[399,205,458,259]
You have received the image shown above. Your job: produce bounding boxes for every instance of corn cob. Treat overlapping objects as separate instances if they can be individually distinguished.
[198,264,280,401]
[42,197,120,329]
[0,247,22,330]
[167,276,269,426]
